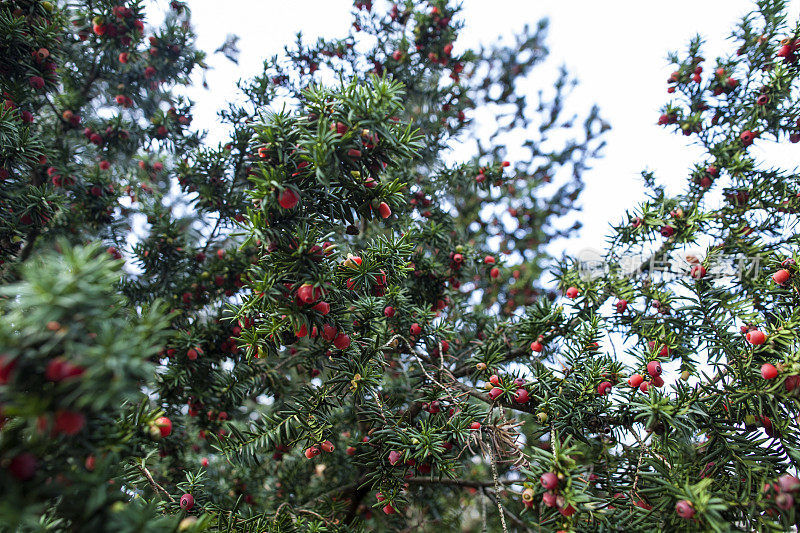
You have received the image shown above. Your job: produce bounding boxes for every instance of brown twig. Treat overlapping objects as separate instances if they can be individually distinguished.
[133,461,176,503]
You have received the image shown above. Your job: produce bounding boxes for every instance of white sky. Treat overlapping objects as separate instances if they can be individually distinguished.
[172,0,800,256]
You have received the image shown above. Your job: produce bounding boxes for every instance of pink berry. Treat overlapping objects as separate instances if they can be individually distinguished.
[540,472,558,490]
[761,363,778,380]
[675,499,694,518]
[747,330,766,345]
[180,493,194,510]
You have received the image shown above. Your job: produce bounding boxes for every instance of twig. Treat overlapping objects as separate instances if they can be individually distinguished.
[483,487,533,533]
[133,461,176,503]
[407,476,517,489]
[488,445,509,533]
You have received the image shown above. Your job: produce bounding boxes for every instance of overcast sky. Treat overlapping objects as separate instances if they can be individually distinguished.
[172,0,800,256]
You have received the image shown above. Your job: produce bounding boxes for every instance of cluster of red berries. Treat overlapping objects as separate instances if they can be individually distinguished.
[86,4,143,41]
[474,161,511,185]
[387,450,433,475]
[763,474,800,513]
[693,164,719,188]
[0,351,89,437]
[537,471,575,516]
[628,358,666,392]
[304,440,335,459]
[485,374,530,404]
[375,492,396,515]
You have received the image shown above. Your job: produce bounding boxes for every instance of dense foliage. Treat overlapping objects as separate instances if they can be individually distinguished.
[3,0,800,532]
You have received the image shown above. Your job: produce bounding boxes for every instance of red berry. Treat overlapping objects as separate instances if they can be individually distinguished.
[514,388,529,403]
[333,333,351,350]
[484,255,495,264]
[639,381,650,393]
[628,374,644,388]
[489,374,500,386]
[313,301,330,315]
[278,188,300,209]
[388,450,402,465]
[559,504,576,517]
[489,267,500,279]
[410,323,422,336]
[180,493,194,510]
[304,446,320,459]
[597,381,612,395]
[346,446,356,456]
[615,300,628,313]
[779,474,800,493]
[530,341,543,353]
[785,375,800,393]
[45,358,84,382]
[155,416,172,437]
[201,458,208,467]
[761,363,778,380]
[320,440,334,453]
[565,286,579,299]
[322,324,338,341]
[382,504,396,515]
[746,330,766,345]
[469,421,481,430]
[675,499,695,519]
[542,491,557,507]
[297,283,318,304]
[54,411,86,435]
[8,453,37,481]
[540,472,558,490]
[187,348,198,360]
[378,202,392,218]
[384,306,395,318]
[690,265,706,279]
[773,269,791,285]
[488,387,503,400]
[29,76,45,90]
[646,361,662,377]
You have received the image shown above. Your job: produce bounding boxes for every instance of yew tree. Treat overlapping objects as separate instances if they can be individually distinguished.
[4,0,800,532]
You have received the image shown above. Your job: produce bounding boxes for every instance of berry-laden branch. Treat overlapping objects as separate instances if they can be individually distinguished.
[6,0,800,532]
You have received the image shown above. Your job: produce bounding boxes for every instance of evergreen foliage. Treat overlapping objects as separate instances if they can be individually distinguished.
[3,0,800,532]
